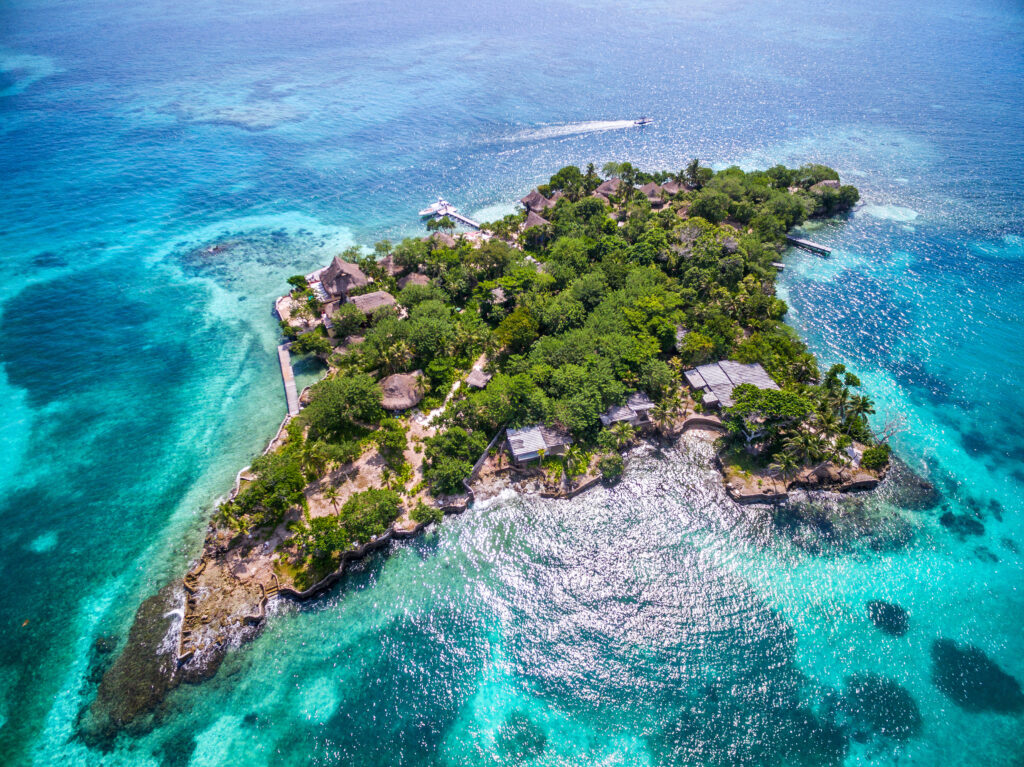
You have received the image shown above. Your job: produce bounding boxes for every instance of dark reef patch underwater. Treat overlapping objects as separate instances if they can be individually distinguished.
[866,600,910,636]
[930,639,1024,714]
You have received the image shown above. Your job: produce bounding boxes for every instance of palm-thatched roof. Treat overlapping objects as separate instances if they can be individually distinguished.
[397,272,431,290]
[349,290,397,315]
[321,257,369,297]
[595,178,621,196]
[661,180,682,195]
[378,254,402,277]
[466,369,492,389]
[379,371,425,411]
[520,188,551,212]
[424,231,457,248]
[639,182,664,204]
[523,210,549,229]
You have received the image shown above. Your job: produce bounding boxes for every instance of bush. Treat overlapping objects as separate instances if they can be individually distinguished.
[332,303,365,336]
[291,327,332,356]
[597,453,624,482]
[861,444,891,470]
[411,500,443,525]
[423,427,488,494]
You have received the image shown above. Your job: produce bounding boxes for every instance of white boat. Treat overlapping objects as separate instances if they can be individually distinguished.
[634,116,654,126]
[419,197,452,217]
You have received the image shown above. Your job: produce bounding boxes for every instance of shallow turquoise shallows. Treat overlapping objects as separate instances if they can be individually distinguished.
[1,0,1023,763]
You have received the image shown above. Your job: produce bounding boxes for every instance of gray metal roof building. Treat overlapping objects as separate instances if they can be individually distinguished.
[506,425,573,463]
[684,360,779,408]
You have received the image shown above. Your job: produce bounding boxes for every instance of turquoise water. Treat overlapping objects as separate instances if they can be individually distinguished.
[2,0,1023,763]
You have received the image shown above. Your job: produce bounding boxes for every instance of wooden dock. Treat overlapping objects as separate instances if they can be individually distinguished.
[786,236,831,256]
[277,344,300,416]
[429,202,480,229]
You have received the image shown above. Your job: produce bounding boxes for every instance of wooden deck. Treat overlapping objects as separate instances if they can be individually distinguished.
[785,235,831,256]
[278,344,300,416]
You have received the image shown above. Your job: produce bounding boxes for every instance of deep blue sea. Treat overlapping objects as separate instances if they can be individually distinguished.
[2,0,1023,763]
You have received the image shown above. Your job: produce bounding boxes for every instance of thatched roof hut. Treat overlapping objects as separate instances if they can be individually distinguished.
[661,180,682,195]
[520,188,551,212]
[350,290,397,315]
[398,272,431,290]
[378,254,402,277]
[639,182,665,205]
[424,231,457,248]
[523,210,549,230]
[379,371,425,411]
[321,257,369,297]
[595,178,621,196]
[466,369,492,389]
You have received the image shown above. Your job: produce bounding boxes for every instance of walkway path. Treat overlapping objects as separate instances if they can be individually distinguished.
[277,344,300,416]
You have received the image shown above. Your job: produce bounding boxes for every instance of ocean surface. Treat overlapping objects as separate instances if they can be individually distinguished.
[2,0,1023,763]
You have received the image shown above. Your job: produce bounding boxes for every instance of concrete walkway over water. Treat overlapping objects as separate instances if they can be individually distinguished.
[277,344,300,416]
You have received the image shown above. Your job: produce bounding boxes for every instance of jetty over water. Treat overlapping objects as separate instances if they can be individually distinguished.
[425,200,480,229]
[785,235,831,256]
[277,344,300,416]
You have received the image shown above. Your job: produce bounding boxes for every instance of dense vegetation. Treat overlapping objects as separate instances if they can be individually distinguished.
[219,159,878,544]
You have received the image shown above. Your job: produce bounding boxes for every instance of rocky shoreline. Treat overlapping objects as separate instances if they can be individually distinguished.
[81,419,902,745]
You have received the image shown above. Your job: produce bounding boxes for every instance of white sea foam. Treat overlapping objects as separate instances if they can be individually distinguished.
[507,119,639,142]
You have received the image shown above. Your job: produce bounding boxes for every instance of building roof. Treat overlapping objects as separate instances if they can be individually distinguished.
[595,178,621,196]
[379,371,424,411]
[321,257,369,297]
[627,391,655,411]
[426,231,457,248]
[599,391,656,426]
[661,180,683,195]
[810,179,841,191]
[684,360,779,408]
[506,424,573,461]
[520,189,551,212]
[378,254,402,277]
[397,272,430,290]
[600,404,637,426]
[539,426,573,449]
[490,286,507,304]
[507,426,547,461]
[350,290,397,315]
[465,369,492,389]
[523,210,549,229]
[639,182,662,198]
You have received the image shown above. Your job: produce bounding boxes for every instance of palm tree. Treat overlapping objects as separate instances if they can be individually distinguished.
[650,403,675,442]
[769,451,800,488]
[381,340,412,374]
[322,485,340,512]
[562,446,588,488]
[845,394,875,426]
[785,430,827,465]
[302,440,329,478]
[609,421,636,450]
[814,409,841,441]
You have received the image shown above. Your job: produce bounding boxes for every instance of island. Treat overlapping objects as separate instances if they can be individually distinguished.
[84,159,885,742]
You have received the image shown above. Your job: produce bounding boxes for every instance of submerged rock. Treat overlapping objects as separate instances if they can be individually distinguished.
[866,600,909,636]
[80,585,182,744]
[840,673,922,742]
[931,638,1024,713]
[939,511,984,536]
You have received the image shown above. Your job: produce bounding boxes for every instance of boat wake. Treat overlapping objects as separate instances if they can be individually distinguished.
[507,119,640,142]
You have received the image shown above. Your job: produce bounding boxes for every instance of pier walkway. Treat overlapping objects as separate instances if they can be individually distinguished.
[785,236,831,256]
[428,201,480,229]
[277,344,300,416]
